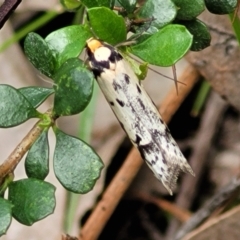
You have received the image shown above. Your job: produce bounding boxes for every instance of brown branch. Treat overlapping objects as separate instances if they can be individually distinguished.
[79,64,200,240]
[174,176,240,240]
[132,192,191,222]
[0,0,22,29]
[0,120,44,182]
[165,91,228,239]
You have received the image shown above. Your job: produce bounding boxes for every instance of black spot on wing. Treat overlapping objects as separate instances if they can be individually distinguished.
[162,157,167,164]
[112,80,122,91]
[135,140,156,166]
[124,74,130,84]
[138,98,145,110]
[109,101,114,106]
[135,134,142,145]
[116,98,125,107]
[136,84,142,94]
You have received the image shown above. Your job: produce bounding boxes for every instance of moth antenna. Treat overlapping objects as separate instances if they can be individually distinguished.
[129,55,186,86]
[148,64,185,86]
[116,17,155,48]
[115,40,137,48]
[172,64,179,94]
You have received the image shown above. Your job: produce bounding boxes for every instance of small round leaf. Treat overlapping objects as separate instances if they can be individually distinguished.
[19,87,54,108]
[25,130,49,180]
[173,0,205,20]
[117,0,137,13]
[81,0,113,8]
[179,19,211,51]
[45,25,92,69]
[204,0,237,14]
[53,58,94,117]
[88,7,127,45]
[0,198,12,236]
[0,85,39,127]
[8,179,56,226]
[130,24,193,66]
[24,32,56,77]
[53,128,104,193]
[137,0,177,29]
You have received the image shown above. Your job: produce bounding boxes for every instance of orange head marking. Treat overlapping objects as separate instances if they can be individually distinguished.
[86,38,103,53]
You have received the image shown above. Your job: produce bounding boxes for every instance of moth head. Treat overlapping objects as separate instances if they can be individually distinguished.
[86,38,103,54]
[86,38,123,75]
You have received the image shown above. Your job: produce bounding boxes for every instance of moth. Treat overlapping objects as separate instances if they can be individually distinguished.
[86,38,194,195]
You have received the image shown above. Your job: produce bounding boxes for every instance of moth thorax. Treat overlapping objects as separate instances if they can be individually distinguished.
[94,47,112,62]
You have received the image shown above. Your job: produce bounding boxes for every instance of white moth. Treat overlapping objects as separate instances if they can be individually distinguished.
[86,38,194,195]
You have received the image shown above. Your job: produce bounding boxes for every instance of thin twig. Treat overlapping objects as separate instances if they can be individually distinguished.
[165,91,228,239]
[0,0,22,29]
[174,176,240,240]
[0,108,53,182]
[132,192,191,222]
[0,120,43,181]
[79,64,200,240]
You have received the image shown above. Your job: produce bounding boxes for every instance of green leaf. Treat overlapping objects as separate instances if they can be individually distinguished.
[137,0,177,29]
[0,85,39,128]
[45,25,92,69]
[53,128,104,193]
[81,0,113,8]
[53,58,94,117]
[24,32,56,77]
[179,19,211,51]
[88,7,127,44]
[204,0,237,14]
[25,130,49,180]
[8,179,56,226]
[60,0,82,10]
[172,0,205,20]
[19,87,54,108]
[117,0,137,13]
[130,24,193,66]
[0,198,12,236]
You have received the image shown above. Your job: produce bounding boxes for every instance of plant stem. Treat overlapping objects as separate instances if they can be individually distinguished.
[229,12,240,45]
[191,80,211,117]
[0,10,60,52]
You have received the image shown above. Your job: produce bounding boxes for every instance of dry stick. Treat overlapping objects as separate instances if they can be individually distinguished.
[0,0,22,29]
[174,176,240,240]
[133,192,191,222]
[79,64,200,240]
[165,91,228,240]
[0,120,44,181]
